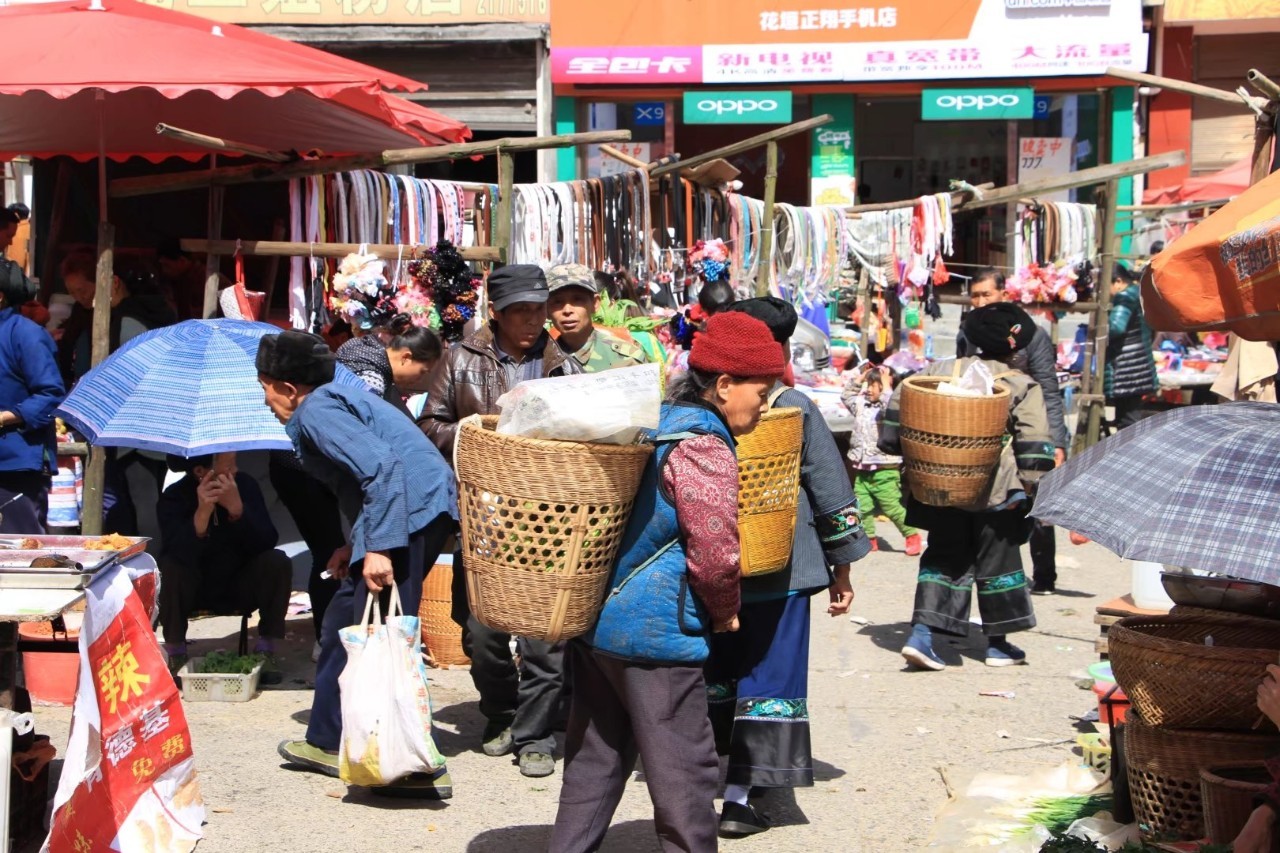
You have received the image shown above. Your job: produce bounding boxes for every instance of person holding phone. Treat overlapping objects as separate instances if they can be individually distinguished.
[155,452,291,682]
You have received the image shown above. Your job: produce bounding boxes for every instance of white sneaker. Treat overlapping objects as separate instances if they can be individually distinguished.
[312,642,321,663]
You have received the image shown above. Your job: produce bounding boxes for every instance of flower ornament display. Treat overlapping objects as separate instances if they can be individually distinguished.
[406,239,482,343]
[1006,262,1079,305]
[690,238,730,283]
[330,253,397,330]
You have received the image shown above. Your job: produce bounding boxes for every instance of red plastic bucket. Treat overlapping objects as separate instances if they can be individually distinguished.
[1094,680,1130,725]
[19,622,80,706]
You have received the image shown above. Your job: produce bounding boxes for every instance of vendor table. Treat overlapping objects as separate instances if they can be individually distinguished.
[1094,594,1169,658]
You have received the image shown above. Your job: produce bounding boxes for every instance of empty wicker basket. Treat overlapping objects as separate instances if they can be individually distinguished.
[735,407,803,577]
[455,416,652,643]
[1200,761,1275,845]
[1125,711,1280,840]
[1109,613,1280,730]
[898,373,1011,508]
[419,560,469,668]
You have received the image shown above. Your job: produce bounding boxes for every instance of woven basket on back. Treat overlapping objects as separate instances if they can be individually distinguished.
[898,373,1011,508]
[735,407,803,577]
[1199,761,1276,845]
[455,416,652,643]
[1109,614,1280,730]
[419,561,469,668]
[1125,711,1280,840]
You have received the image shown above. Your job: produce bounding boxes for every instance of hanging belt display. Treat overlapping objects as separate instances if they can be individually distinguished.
[1008,199,1099,304]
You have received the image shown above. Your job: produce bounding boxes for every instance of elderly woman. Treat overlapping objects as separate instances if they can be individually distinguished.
[551,312,785,853]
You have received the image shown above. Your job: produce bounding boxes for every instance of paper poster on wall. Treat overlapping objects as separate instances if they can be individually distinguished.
[587,142,652,178]
[1018,137,1073,203]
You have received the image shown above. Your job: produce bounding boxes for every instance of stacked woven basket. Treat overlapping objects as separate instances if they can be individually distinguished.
[1109,611,1280,842]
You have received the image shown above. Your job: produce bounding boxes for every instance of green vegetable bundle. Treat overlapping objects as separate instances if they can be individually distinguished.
[198,650,265,674]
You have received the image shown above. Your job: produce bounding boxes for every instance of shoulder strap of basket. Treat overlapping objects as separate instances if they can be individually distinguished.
[767,386,789,407]
[611,537,680,596]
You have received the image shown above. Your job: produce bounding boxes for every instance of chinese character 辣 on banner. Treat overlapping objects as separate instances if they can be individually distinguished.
[44,560,204,853]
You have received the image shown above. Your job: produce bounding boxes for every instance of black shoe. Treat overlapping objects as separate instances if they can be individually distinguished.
[719,801,770,838]
[370,769,453,800]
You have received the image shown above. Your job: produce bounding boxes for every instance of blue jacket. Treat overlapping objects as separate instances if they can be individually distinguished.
[0,308,64,474]
[285,382,458,563]
[586,402,734,665]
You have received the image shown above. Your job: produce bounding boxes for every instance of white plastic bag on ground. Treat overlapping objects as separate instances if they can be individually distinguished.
[496,362,661,444]
[338,584,444,786]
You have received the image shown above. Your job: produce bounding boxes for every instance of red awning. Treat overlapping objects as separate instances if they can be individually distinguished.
[1143,157,1251,205]
[0,0,470,161]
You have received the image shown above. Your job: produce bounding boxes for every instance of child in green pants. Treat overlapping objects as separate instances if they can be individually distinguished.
[841,366,922,556]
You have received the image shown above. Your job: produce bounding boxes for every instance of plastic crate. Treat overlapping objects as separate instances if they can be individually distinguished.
[1078,732,1112,776]
[177,657,262,703]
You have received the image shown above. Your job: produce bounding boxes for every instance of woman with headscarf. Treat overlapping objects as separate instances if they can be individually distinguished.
[705,296,872,838]
[550,313,785,853]
[881,303,1056,673]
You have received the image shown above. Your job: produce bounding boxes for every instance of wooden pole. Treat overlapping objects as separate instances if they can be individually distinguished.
[203,181,224,319]
[599,145,649,170]
[1085,180,1121,450]
[961,153,1186,212]
[1105,66,1260,108]
[650,115,833,178]
[155,123,290,163]
[844,183,994,215]
[81,221,114,537]
[109,130,634,199]
[181,239,503,264]
[495,148,515,265]
[756,141,778,297]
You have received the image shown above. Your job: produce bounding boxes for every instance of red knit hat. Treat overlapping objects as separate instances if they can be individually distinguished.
[689,313,787,378]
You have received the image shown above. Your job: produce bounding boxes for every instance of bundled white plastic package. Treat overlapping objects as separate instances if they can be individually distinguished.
[496,363,662,444]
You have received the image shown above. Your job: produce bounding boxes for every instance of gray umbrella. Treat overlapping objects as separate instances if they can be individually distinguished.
[1031,402,1280,581]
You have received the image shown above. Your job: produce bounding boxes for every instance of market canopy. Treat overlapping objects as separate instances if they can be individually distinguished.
[1142,165,1280,340]
[0,0,470,161]
[1143,156,1250,205]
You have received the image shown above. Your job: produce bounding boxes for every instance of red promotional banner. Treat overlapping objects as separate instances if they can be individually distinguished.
[45,567,202,853]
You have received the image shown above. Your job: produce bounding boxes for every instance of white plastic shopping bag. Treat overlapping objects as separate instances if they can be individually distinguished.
[338,583,445,786]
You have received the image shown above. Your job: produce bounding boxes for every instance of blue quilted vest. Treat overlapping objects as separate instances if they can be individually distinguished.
[585,402,735,665]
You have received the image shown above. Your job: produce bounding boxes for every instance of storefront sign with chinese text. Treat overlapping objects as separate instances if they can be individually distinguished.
[811,95,856,205]
[683,91,793,124]
[551,0,1147,84]
[922,88,1035,120]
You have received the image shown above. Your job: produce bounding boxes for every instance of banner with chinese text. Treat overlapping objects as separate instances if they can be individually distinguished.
[551,0,1147,84]
[44,562,203,853]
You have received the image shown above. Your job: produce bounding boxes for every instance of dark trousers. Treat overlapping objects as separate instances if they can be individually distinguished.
[1112,396,1148,431]
[157,549,293,645]
[268,457,344,639]
[1030,521,1057,591]
[0,470,49,534]
[549,642,720,853]
[452,555,562,757]
[909,506,1036,638]
[306,512,453,753]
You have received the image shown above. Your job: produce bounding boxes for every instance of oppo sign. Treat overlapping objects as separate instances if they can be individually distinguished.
[921,88,1035,121]
[683,91,793,125]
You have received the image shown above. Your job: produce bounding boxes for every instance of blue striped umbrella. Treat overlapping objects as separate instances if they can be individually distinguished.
[56,319,367,456]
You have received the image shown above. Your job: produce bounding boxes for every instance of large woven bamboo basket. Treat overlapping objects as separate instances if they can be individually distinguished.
[1199,761,1276,845]
[455,416,652,643]
[1109,614,1280,730]
[735,407,803,577]
[419,561,468,668]
[1124,711,1280,839]
[898,374,1011,507]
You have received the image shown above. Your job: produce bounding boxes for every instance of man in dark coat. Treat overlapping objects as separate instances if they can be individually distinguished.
[417,265,579,779]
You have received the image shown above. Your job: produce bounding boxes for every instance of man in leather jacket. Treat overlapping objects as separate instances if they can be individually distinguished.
[417,265,579,779]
